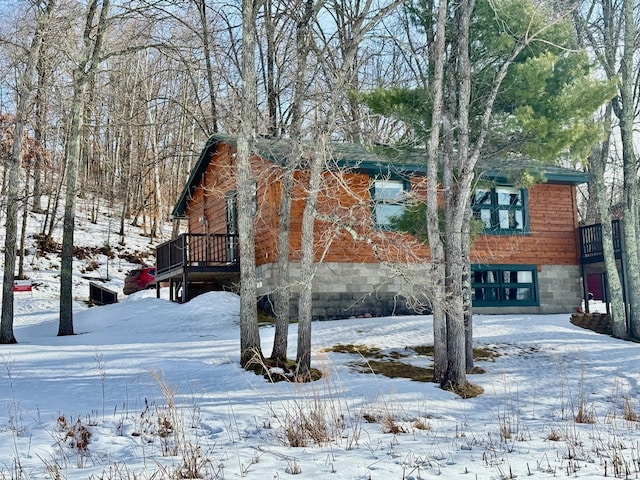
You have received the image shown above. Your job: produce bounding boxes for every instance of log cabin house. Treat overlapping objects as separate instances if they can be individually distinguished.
[155,133,592,319]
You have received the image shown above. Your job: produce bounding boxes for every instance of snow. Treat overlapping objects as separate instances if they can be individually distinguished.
[1,211,639,479]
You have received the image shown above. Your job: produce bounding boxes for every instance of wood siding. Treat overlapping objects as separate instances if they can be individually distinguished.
[471,183,580,266]
[185,143,580,268]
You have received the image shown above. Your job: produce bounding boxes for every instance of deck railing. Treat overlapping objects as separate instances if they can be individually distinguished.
[156,233,239,275]
[578,219,622,263]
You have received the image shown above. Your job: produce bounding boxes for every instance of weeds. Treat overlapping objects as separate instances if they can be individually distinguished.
[55,415,92,468]
[547,428,562,441]
[95,351,107,419]
[574,362,596,424]
[622,396,638,422]
[148,370,219,478]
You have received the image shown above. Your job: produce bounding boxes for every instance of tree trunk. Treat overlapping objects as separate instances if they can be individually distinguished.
[589,123,627,337]
[441,190,469,390]
[425,0,448,384]
[32,54,48,214]
[270,166,294,363]
[18,166,33,279]
[195,0,219,133]
[462,204,474,371]
[1,0,56,344]
[59,86,85,336]
[270,0,316,363]
[60,0,111,336]
[263,0,278,136]
[618,0,640,338]
[296,139,324,378]
[441,0,475,391]
[237,0,262,368]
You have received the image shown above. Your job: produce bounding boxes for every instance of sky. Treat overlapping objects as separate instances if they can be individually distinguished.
[0,209,638,479]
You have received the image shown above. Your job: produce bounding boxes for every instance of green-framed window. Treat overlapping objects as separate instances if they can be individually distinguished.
[472,187,528,234]
[471,264,539,307]
[371,178,408,229]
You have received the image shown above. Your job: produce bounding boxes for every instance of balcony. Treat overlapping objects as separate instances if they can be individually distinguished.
[155,233,240,301]
[578,219,622,264]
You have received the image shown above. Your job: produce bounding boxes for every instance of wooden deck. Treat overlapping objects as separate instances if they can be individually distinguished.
[155,233,240,302]
[578,220,622,264]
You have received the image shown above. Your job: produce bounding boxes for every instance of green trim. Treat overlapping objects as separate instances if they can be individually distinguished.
[369,176,410,229]
[172,136,222,217]
[173,134,590,217]
[472,187,530,235]
[482,168,590,186]
[471,264,539,307]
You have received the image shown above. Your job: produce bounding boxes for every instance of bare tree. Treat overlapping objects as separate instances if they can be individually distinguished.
[270,0,321,364]
[238,0,264,367]
[616,0,640,337]
[424,0,448,384]
[59,0,111,336]
[573,0,628,337]
[1,0,56,345]
[294,0,402,375]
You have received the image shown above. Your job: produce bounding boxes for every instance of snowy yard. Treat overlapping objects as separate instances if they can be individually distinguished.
[1,283,639,479]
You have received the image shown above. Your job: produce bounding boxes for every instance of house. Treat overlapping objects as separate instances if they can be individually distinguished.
[156,133,591,318]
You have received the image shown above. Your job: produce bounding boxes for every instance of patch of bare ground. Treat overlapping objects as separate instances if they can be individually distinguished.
[244,354,323,383]
[326,342,500,394]
[357,360,434,382]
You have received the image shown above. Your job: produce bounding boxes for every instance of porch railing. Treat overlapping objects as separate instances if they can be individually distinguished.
[156,233,239,275]
[578,219,622,263]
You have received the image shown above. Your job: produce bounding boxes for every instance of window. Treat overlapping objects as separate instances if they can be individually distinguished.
[471,264,538,307]
[372,179,407,228]
[472,187,527,234]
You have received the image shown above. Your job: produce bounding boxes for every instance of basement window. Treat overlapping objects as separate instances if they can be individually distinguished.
[471,264,539,307]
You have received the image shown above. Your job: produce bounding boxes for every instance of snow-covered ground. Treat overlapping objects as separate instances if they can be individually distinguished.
[0,209,638,479]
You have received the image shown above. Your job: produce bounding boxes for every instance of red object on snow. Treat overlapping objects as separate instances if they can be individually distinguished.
[13,280,33,292]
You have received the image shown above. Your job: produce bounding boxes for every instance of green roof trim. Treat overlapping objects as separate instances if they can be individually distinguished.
[172,135,223,218]
[172,133,591,217]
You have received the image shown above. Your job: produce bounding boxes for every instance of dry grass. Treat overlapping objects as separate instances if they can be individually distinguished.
[412,417,431,430]
[574,361,596,425]
[360,401,410,435]
[57,415,91,452]
[245,351,323,383]
[267,367,349,449]
[574,400,597,424]
[547,428,562,441]
[325,343,384,358]
[622,396,638,422]
[410,344,501,362]
[355,359,434,382]
[328,342,493,395]
[443,381,484,399]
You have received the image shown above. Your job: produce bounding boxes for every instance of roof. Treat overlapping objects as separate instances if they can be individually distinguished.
[172,133,591,217]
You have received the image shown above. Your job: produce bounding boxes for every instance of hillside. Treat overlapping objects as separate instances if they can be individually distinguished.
[9,203,162,306]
